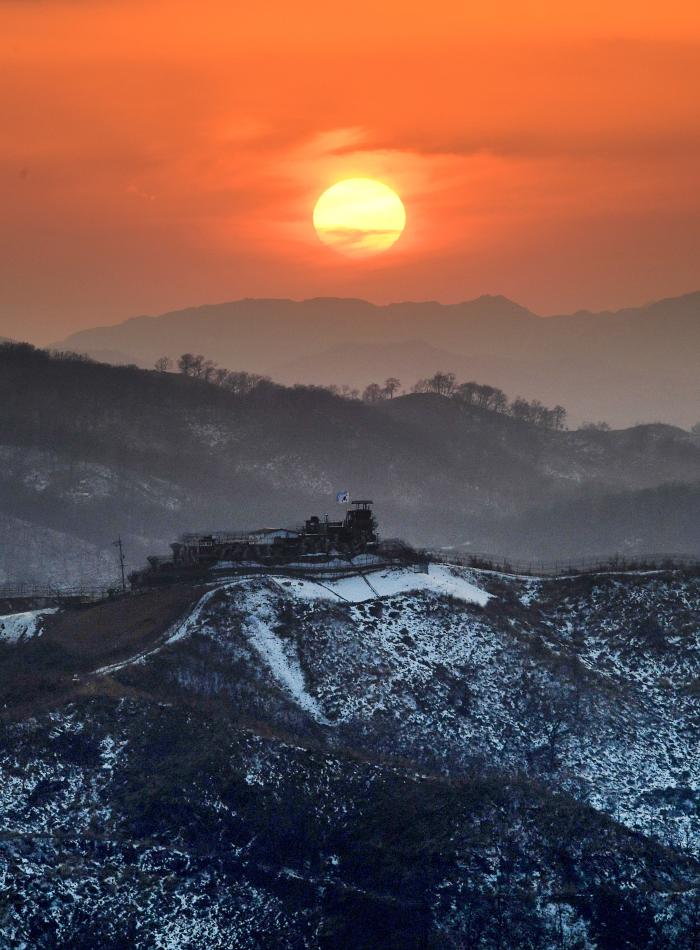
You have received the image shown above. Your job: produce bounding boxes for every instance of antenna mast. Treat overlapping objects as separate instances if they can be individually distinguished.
[113,536,126,593]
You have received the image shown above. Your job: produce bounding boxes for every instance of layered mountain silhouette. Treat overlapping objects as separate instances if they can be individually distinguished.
[53,291,700,428]
[1,343,699,586]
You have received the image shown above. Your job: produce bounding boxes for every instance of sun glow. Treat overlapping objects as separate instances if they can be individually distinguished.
[313,178,406,257]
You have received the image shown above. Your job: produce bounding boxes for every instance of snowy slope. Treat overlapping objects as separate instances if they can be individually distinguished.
[0,608,57,644]
[1,564,699,948]
[275,563,491,605]
[138,566,699,858]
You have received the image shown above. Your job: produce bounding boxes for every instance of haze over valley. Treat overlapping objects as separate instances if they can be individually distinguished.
[1,342,699,588]
[51,291,700,430]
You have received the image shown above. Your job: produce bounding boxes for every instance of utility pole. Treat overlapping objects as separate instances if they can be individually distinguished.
[113,536,126,593]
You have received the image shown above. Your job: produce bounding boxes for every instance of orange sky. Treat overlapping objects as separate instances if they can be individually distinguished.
[2,0,700,341]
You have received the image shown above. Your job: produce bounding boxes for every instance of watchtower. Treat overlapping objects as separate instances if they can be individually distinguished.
[344,500,377,543]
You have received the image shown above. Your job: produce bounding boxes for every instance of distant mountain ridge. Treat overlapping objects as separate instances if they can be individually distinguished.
[52,291,700,428]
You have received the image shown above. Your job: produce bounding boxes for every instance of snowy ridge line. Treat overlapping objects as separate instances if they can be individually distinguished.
[272,565,491,606]
[434,550,700,578]
[2,552,697,603]
[92,568,489,711]
[92,584,233,675]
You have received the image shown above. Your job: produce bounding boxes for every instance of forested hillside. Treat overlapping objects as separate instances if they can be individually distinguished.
[1,343,699,586]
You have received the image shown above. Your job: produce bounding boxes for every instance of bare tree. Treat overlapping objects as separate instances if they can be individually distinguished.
[551,405,567,430]
[425,371,456,396]
[509,396,531,422]
[362,382,385,403]
[154,356,171,373]
[579,420,611,431]
[473,384,507,411]
[474,384,494,409]
[528,399,546,426]
[455,381,479,405]
[518,672,580,771]
[200,359,217,382]
[325,383,359,399]
[383,377,401,398]
[178,353,219,380]
[491,389,509,413]
[177,353,197,376]
[222,370,268,394]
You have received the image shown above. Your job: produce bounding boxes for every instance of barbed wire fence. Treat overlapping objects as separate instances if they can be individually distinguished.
[430,550,700,577]
[0,550,698,606]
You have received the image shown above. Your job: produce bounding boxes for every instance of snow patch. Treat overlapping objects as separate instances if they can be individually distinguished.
[0,608,57,644]
[276,564,490,606]
[99,735,128,772]
[240,586,330,724]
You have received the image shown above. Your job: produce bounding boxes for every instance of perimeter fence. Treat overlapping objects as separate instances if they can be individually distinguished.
[0,554,427,605]
[431,550,700,577]
[1,549,698,606]
[0,584,119,606]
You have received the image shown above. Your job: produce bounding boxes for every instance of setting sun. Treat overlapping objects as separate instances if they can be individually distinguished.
[312,178,406,258]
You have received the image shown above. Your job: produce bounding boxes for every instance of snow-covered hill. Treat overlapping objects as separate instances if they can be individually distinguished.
[137,566,700,855]
[1,564,699,947]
